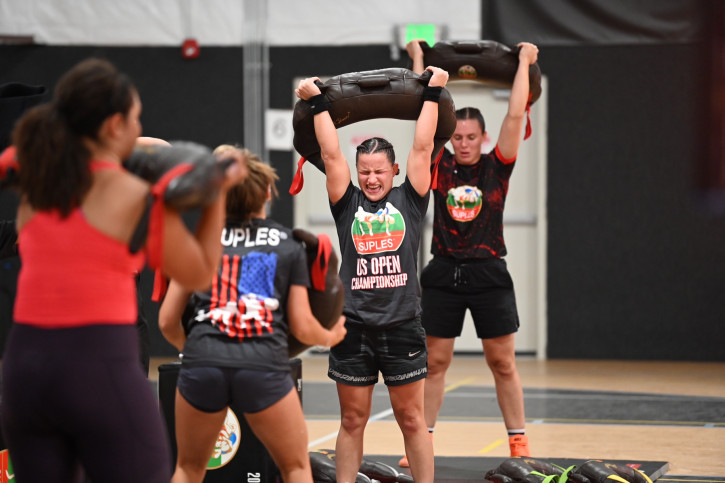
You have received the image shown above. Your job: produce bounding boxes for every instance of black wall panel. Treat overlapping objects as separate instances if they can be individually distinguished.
[541,43,725,360]
[0,45,246,147]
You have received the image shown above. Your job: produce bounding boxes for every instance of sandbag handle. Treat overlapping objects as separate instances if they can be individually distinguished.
[358,75,390,88]
[315,74,400,91]
[313,79,327,93]
[417,40,432,52]
[417,69,433,85]
[453,41,485,53]
[425,39,519,55]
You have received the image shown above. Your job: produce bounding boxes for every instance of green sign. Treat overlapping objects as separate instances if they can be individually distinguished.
[405,23,436,46]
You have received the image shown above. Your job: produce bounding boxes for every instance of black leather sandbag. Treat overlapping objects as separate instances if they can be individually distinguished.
[292,68,456,174]
[484,457,565,483]
[123,141,230,211]
[288,228,344,357]
[569,460,653,483]
[359,458,414,483]
[309,450,373,483]
[418,40,542,104]
[309,450,413,483]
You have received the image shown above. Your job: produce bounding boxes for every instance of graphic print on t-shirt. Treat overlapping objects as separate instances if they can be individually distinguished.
[446,185,483,222]
[351,202,406,255]
[199,252,280,340]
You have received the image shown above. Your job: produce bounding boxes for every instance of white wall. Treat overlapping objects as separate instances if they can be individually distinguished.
[0,0,479,46]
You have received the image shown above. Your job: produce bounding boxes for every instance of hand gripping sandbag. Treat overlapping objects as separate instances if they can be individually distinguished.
[484,457,572,483]
[416,40,542,105]
[569,460,653,483]
[416,40,542,139]
[289,67,456,194]
[288,228,345,357]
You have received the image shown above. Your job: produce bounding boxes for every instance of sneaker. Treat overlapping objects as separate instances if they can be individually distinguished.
[398,433,434,468]
[509,434,531,457]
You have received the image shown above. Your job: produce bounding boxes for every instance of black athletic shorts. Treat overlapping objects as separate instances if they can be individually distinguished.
[177,366,294,414]
[328,318,428,387]
[420,256,520,339]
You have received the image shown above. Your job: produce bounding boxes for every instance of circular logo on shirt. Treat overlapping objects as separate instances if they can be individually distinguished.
[446,185,483,222]
[351,202,405,255]
[458,64,477,79]
[207,408,241,470]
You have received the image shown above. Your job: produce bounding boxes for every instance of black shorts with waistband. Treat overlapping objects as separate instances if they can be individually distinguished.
[328,318,428,387]
[420,256,520,339]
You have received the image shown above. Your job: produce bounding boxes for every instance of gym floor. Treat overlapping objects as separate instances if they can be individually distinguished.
[150,354,725,480]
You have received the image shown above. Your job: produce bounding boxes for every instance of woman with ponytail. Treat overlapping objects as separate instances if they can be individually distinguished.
[159,147,347,483]
[0,57,246,482]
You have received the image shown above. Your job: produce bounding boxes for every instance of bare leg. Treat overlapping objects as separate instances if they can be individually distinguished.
[423,335,455,427]
[245,388,313,483]
[482,334,526,429]
[171,389,227,483]
[389,380,434,483]
[335,384,374,483]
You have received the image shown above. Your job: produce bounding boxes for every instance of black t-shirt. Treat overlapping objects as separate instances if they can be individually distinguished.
[430,148,515,259]
[181,218,309,372]
[330,178,429,328]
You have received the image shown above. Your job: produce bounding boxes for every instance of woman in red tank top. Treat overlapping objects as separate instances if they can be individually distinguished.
[0,58,246,482]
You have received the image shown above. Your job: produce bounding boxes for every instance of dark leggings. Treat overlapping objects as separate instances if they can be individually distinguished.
[0,323,171,483]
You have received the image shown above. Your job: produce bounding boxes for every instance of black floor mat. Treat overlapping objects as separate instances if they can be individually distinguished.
[363,454,671,483]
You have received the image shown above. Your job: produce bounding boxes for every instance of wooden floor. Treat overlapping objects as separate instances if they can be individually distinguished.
[150,355,725,478]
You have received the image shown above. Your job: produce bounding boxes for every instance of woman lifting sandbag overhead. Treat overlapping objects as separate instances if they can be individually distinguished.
[294,65,450,483]
[399,39,539,467]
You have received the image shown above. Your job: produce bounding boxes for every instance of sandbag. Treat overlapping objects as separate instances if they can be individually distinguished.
[290,67,456,194]
[309,450,372,483]
[123,141,232,211]
[359,457,414,483]
[123,140,236,300]
[569,460,653,483]
[485,457,571,483]
[288,228,345,357]
[417,40,542,104]
[309,449,413,483]
[3,141,229,213]
[2,140,227,205]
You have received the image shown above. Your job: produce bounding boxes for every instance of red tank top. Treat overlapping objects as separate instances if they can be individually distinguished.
[13,160,146,328]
